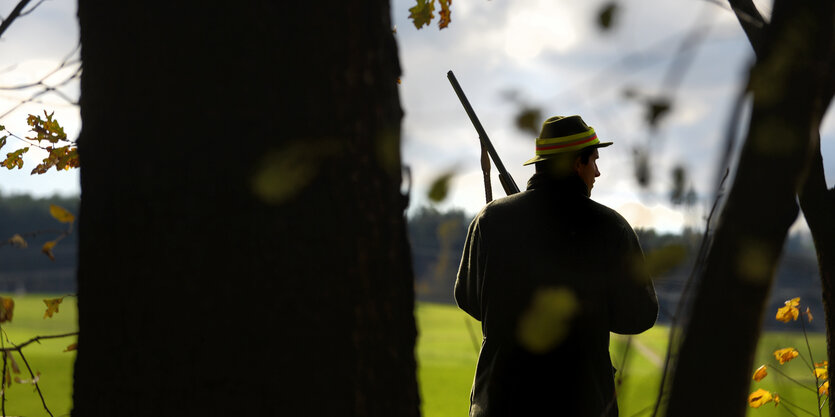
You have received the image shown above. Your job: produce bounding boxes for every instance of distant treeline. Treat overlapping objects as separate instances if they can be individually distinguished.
[407,206,824,332]
[0,193,79,293]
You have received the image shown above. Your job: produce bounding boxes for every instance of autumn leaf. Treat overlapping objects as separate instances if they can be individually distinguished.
[64,343,77,352]
[8,234,27,248]
[1,147,28,170]
[438,0,451,29]
[816,361,829,368]
[748,388,773,408]
[43,297,64,319]
[0,297,14,323]
[4,352,19,375]
[409,0,435,29]
[42,240,58,261]
[773,394,780,406]
[776,297,800,322]
[49,204,75,224]
[0,135,6,151]
[821,380,830,396]
[815,367,828,381]
[752,365,767,381]
[27,111,67,144]
[773,347,799,364]
[805,306,813,323]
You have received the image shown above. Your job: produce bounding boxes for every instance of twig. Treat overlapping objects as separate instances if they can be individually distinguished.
[18,0,47,17]
[767,362,817,393]
[16,348,53,416]
[0,0,32,40]
[1,326,6,417]
[798,313,822,417]
[0,332,77,353]
[779,395,819,417]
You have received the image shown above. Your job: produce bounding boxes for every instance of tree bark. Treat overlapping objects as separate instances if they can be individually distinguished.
[74,2,418,416]
[664,1,835,415]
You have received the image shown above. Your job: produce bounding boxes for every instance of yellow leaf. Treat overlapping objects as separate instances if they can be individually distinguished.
[49,204,75,224]
[8,234,27,248]
[806,306,813,323]
[0,297,14,323]
[773,347,799,364]
[748,388,773,408]
[43,297,64,319]
[438,0,451,29]
[773,393,780,406]
[775,298,800,323]
[816,361,829,368]
[752,365,768,381]
[516,287,579,353]
[821,380,830,396]
[63,343,77,352]
[42,240,57,261]
[815,367,828,381]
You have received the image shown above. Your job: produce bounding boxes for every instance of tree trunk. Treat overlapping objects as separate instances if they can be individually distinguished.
[664,1,835,415]
[74,2,418,416]
[799,139,835,414]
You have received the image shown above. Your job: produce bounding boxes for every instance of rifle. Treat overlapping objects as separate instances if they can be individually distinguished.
[447,71,520,198]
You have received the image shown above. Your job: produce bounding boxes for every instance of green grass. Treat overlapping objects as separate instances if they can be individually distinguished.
[416,302,831,417]
[0,294,77,417]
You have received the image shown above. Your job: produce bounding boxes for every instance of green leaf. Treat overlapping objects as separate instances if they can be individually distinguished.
[597,2,619,31]
[409,0,435,29]
[427,171,454,202]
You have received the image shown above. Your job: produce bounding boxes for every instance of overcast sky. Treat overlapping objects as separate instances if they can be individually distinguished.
[0,0,831,233]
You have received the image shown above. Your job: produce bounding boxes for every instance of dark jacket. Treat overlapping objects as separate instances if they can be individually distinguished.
[455,173,658,417]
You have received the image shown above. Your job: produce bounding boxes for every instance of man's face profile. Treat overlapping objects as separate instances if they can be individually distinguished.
[575,149,601,194]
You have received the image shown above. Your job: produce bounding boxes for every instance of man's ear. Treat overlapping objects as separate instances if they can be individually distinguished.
[572,155,583,174]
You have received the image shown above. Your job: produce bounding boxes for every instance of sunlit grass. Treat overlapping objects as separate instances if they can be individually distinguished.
[416,302,830,417]
[0,294,77,417]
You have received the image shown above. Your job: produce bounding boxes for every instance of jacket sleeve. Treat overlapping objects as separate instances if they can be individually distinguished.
[455,215,486,321]
[608,224,659,334]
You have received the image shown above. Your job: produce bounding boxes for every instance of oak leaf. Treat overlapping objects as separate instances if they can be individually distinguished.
[42,240,58,261]
[438,0,451,29]
[49,205,75,224]
[43,297,64,318]
[773,347,799,364]
[748,388,773,408]
[0,297,14,323]
[409,0,435,29]
[9,234,27,248]
[752,365,767,381]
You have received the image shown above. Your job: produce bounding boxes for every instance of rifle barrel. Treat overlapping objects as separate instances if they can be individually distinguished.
[447,71,520,195]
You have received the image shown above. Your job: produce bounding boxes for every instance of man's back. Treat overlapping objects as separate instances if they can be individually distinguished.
[455,174,658,416]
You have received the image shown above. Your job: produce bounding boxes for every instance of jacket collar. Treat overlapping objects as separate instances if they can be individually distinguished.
[526,172,590,197]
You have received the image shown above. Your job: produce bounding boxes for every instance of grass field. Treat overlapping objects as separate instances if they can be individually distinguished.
[416,302,831,417]
[0,294,77,417]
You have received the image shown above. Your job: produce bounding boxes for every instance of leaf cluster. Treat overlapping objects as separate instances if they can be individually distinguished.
[0,111,78,175]
[408,0,452,30]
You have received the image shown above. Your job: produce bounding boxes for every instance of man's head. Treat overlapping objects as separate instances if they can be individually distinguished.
[524,115,611,193]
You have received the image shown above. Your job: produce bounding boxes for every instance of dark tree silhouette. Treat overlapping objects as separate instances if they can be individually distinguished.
[664,1,835,415]
[74,2,418,416]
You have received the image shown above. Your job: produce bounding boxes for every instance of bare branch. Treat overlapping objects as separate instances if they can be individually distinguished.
[0,0,32,40]
[728,0,767,57]
[19,0,48,17]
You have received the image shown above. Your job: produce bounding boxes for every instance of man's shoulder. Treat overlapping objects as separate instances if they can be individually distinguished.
[585,198,636,234]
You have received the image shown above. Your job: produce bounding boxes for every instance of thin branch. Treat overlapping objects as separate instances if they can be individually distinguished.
[767,362,818,393]
[779,395,819,417]
[16,348,53,416]
[0,332,77,354]
[727,0,767,57]
[0,0,32,40]
[18,0,47,17]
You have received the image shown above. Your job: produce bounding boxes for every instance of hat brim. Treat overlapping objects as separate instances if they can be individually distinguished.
[522,141,613,166]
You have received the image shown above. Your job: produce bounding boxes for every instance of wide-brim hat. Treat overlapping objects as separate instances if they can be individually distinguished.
[522,115,613,166]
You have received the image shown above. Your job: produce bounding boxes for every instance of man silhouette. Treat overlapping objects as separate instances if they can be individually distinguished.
[455,115,658,416]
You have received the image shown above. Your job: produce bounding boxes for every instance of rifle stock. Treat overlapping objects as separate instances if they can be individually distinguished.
[447,70,520,196]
